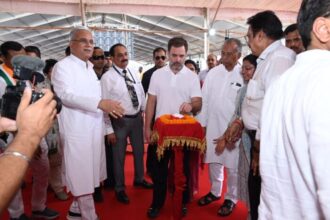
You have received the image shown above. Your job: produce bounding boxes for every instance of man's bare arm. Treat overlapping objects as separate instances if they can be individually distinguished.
[0,88,56,212]
[144,94,157,143]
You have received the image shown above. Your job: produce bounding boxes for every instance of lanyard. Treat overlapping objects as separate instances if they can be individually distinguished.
[113,65,136,84]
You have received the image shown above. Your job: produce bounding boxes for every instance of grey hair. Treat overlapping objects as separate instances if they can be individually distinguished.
[222,38,242,53]
[69,26,91,41]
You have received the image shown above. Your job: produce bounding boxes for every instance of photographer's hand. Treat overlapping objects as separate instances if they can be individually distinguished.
[16,88,57,149]
[0,88,56,212]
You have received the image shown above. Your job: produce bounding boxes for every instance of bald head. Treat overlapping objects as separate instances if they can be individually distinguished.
[206,54,217,69]
[220,38,242,71]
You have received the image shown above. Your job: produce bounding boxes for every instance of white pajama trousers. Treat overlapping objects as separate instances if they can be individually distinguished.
[68,195,98,220]
[209,163,238,203]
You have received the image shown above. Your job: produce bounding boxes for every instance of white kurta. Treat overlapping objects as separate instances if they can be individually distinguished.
[259,50,330,219]
[52,55,106,196]
[198,64,243,168]
[198,69,209,82]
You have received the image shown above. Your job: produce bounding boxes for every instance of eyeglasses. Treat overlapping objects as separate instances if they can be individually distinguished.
[244,32,254,44]
[92,55,105,60]
[221,50,236,57]
[155,56,166,61]
[244,35,249,44]
[71,38,94,45]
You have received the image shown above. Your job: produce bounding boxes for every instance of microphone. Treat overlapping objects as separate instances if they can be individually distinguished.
[11,55,45,83]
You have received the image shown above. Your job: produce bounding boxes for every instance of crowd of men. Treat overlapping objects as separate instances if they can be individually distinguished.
[1,0,330,219]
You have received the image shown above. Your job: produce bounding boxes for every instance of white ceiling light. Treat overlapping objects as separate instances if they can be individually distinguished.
[209,28,216,36]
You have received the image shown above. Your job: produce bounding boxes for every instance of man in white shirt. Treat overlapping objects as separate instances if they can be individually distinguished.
[145,37,202,218]
[198,54,217,85]
[259,1,330,219]
[101,43,152,205]
[52,27,124,220]
[242,10,296,220]
[197,38,243,217]
[141,47,167,178]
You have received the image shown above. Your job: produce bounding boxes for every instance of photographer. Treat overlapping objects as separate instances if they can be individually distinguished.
[0,41,59,220]
[0,88,57,213]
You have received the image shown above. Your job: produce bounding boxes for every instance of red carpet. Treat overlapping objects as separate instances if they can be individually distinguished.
[1,151,248,220]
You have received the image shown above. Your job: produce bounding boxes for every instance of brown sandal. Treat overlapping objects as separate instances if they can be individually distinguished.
[217,199,236,216]
[198,192,220,206]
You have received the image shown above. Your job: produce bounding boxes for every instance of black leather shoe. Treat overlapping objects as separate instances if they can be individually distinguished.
[67,211,82,219]
[10,214,30,220]
[147,207,160,219]
[182,204,188,216]
[134,179,153,189]
[115,190,130,204]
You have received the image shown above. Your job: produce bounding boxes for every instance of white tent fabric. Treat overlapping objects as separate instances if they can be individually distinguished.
[0,0,302,62]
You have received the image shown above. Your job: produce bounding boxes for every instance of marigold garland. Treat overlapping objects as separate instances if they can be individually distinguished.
[151,114,205,160]
[158,114,196,125]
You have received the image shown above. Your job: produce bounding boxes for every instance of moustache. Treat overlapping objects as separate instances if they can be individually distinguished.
[170,62,183,71]
[171,62,182,66]
[121,59,128,63]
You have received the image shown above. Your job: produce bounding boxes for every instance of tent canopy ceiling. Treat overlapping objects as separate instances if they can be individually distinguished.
[0,0,302,63]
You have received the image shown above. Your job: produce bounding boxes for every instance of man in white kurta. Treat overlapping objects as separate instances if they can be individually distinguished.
[197,39,243,214]
[52,27,124,220]
[259,2,330,219]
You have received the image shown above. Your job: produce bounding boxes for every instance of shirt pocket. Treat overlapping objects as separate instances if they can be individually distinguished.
[227,82,241,100]
[111,79,127,99]
[133,82,144,96]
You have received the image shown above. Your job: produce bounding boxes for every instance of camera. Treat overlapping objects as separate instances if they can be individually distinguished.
[0,55,62,120]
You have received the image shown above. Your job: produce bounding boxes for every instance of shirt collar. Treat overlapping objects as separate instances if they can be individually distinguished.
[113,64,126,73]
[166,64,187,75]
[220,63,241,73]
[69,54,93,69]
[257,40,282,63]
[296,49,330,63]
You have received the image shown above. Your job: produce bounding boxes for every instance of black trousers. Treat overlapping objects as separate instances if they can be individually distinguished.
[146,115,156,177]
[150,147,191,209]
[246,129,261,220]
[104,136,115,187]
[146,143,158,178]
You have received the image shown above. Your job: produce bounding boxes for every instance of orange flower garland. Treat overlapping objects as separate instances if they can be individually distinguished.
[151,114,205,160]
[158,114,197,125]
